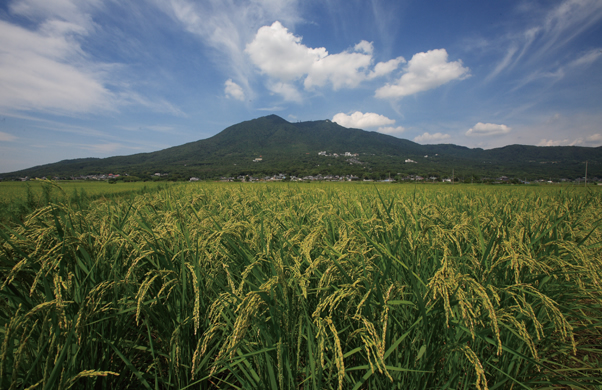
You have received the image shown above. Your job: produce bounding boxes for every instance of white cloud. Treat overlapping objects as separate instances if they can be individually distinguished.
[9,0,101,28]
[368,57,406,80]
[485,46,518,82]
[245,22,403,98]
[0,0,180,116]
[466,122,511,136]
[304,50,373,90]
[375,49,469,99]
[486,0,602,82]
[354,40,373,54]
[413,132,451,143]
[0,19,113,114]
[587,133,602,143]
[0,131,17,142]
[332,111,395,129]
[536,135,602,147]
[535,0,602,60]
[246,21,327,82]
[267,82,302,103]
[568,48,602,68]
[377,126,405,135]
[224,79,245,101]
[538,139,568,146]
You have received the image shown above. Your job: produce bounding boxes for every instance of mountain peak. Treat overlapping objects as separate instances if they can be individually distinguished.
[261,114,288,123]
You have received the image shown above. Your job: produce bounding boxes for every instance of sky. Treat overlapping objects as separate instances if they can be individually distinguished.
[0,0,601,173]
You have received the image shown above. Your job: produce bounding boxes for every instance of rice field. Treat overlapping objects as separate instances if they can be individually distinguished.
[0,180,167,223]
[1,182,601,389]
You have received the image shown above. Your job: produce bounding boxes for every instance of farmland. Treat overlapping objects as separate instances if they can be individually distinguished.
[1,182,601,389]
[0,180,168,224]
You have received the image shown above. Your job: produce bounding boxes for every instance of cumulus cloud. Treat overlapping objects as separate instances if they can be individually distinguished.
[466,122,511,136]
[245,22,403,99]
[375,49,470,99]
[224,79,245,101]
[332,111,395,129]
[303,50,373,90]
[587,133,602,142]
[413,132,451,143]
[368,57,406,79]
[354,40,374,54]
[246,22,325,82]
[538,139,567,146]
[537,134,602,147]
[377,126,405,135]
[0,131,17,142]
[267,81,302,103]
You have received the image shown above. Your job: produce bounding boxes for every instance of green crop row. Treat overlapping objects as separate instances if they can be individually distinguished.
[1,183,601,389]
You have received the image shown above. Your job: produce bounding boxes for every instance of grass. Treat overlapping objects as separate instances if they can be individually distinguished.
[0,182,601,389]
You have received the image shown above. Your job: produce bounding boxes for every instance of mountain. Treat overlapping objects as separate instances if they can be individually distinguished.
[2,115,601,180]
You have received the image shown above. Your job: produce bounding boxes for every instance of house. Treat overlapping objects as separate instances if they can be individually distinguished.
[253,158,263,162]
[405,159,417,163]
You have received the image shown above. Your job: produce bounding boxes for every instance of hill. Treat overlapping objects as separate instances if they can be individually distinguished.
[2,115,600,180]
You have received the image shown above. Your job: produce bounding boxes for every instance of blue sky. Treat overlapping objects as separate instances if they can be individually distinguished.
[1,0,601,173]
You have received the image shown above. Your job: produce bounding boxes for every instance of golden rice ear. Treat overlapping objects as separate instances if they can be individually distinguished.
[0,182,600,389]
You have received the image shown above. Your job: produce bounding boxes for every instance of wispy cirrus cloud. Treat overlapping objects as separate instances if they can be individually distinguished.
[0,131,17,142]
[0,18,113,114]
[0,0,183,116]
[486,0,602,82]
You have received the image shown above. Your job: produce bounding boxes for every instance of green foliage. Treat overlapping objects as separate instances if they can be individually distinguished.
[1,183,601,389]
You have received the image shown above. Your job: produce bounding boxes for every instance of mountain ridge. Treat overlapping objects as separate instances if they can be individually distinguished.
[2,115,600,180]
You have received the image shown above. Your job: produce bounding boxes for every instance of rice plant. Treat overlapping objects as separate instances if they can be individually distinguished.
[1,183,601,389]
